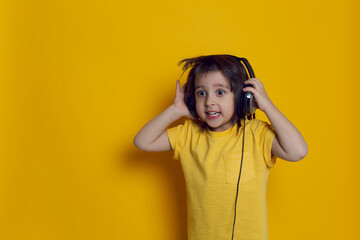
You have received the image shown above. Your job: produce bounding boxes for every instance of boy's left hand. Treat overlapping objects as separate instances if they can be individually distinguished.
[243,78,273,112]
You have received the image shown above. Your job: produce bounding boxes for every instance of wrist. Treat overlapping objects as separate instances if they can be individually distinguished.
[263,100,277,115]
[168,104,185,119]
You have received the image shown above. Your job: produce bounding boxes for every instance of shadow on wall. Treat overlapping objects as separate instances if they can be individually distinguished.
[122,144,188,240]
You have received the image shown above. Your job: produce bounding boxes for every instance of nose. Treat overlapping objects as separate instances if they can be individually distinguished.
[205,94,215,106]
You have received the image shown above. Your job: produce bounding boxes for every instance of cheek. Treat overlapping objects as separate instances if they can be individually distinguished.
[226,98,236,115]
[230,105,235,116]
[195,102,201,112]
[195,99,204,113]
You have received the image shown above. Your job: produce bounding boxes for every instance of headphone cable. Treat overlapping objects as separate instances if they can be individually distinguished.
[231,117,246,240]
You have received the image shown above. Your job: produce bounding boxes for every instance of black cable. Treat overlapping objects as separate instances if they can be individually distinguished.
[231,117,246,240]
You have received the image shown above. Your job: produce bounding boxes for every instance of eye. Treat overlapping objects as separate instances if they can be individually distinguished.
[216,89,225,96]
[196,91,206,96]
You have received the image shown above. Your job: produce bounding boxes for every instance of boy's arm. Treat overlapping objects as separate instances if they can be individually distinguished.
[133,80,194,152]
[264,103,308,161]
[243,78,308,162]
[133,105,182,152]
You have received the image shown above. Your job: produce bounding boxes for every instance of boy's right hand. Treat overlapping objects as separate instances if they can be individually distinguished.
[173,80,196,120]
[134,80,196,152]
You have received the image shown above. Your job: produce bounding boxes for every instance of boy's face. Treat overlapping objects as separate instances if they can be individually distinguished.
[194,71,235,132]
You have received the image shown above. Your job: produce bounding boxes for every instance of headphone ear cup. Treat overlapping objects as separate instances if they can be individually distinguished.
[243,90,257,115]
[240,58,257,118]
[237,86,254,118]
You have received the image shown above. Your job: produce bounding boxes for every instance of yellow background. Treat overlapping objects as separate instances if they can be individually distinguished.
[1,0,359,239]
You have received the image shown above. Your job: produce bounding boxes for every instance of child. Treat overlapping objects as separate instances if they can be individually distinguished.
[133,54,308,240]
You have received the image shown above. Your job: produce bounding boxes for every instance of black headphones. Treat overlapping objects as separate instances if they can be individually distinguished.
[224,55,258,120]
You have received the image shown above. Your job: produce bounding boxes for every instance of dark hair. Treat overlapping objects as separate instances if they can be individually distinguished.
[177,54,249,129]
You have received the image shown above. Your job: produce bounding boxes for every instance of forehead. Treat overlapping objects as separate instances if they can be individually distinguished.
[195,71,230,88]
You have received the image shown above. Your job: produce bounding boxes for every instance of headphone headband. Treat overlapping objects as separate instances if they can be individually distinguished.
[224,55,255,79]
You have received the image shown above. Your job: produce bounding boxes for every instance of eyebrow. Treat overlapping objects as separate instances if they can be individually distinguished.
[195,84,230,90]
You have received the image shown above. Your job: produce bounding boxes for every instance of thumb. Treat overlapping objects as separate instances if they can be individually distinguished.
[175,80,180,97]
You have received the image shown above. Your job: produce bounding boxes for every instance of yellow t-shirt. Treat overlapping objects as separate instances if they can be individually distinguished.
[166,118,277,240]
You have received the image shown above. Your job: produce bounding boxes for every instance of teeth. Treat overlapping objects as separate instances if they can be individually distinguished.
[207,112,219,116]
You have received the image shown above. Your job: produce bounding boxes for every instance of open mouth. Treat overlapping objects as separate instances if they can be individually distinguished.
[206,112,221,120]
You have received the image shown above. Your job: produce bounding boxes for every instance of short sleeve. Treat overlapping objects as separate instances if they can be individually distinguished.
[166,123,185,160]
[258,122,277,168]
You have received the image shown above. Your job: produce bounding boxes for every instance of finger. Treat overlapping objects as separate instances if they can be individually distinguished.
[243,87,256,94]
[176,80,180,96]
[254,78,264,88]
[244,78,262,89]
